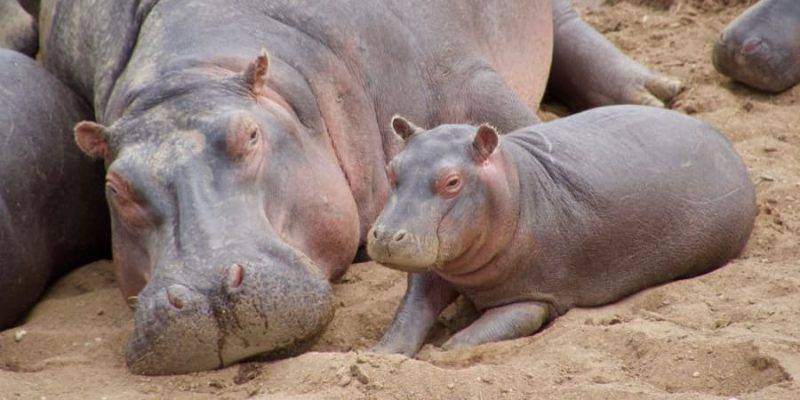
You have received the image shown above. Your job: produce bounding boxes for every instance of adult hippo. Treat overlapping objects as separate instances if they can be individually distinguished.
[0,0,37,56]
[368,106,756,355]
[38,0,682,374]
[0,49,109,329]
[713,0,800,93]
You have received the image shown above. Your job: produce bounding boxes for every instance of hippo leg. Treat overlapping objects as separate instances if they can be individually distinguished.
[712,0,800,93]
[548,0,683,110]
[371,273,458,356]
[0,0,37,56]
[441,302,549,350]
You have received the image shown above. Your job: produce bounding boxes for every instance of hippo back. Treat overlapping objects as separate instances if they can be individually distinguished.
[493,105,756,313]
[0,49,110,329]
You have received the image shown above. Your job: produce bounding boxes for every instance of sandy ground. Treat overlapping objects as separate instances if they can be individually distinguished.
[2,1,799,399]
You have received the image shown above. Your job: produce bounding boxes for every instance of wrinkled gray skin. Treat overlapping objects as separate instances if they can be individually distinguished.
[713,0,800,93]
[37,0,682,374]
[0,0,37,56]
[369,105,756,355]
[0,49,109,329]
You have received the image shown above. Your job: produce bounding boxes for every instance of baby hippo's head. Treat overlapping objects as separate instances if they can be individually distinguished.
[368,117,517,275]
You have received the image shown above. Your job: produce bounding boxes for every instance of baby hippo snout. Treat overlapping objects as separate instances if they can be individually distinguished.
[367,225,437,272]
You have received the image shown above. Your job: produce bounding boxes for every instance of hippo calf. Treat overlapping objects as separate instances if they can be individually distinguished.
[0,49,109,329]
[713,0,800,93]
[368,105,756,355]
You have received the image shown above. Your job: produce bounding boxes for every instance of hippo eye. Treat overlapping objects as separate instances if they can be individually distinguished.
[248,129,259,146]
[106,181,119,196]
[437,173,463,198]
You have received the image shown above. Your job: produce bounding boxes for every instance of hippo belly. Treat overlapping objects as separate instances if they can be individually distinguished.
[0,49,110,329]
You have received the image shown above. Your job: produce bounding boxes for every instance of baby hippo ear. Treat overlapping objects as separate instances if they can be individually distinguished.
[243,49,269,96]
[391,115,424,141]
[74,121,109,159]
[472,124,499,163]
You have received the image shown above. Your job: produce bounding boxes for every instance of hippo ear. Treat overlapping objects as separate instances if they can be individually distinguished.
[74,121,109,159]
[243,49,269,96]
[391,115,424,141]
[472,124,499,163]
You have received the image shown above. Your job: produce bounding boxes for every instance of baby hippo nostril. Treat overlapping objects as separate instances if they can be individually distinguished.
[166,284,190,309]
[393,230,407,242]
[226,263,245,289]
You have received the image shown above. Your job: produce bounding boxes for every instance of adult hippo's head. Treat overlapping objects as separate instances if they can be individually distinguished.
[74,52,360,374]
[367,117,517,280]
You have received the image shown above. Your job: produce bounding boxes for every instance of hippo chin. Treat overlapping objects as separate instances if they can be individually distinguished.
[40,0,682,374]
[713,0,800,93]
[369,106,756,356]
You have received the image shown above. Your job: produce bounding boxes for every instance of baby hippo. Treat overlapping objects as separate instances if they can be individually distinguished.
[367,105,756,356]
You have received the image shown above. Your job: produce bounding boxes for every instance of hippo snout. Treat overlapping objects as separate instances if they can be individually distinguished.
[367,224,437,272]
[125,253,334,375]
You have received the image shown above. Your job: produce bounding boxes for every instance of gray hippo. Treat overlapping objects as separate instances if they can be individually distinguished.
[713,0,800,93]
[367,105,756,355]
[37,0,682,374]
[0,0,37,56]
[0,49,109,329]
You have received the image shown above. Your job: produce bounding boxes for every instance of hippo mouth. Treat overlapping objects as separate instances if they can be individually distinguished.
[124,254,334,375]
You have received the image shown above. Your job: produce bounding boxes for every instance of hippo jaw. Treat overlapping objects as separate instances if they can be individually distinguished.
[124,246,334,375]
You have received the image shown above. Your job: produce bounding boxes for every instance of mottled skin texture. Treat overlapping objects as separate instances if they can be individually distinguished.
[0,49,109,329]
[713,0,800,93]
[368,106,756,356]
[0,0,37,56]
[39,0,681,374]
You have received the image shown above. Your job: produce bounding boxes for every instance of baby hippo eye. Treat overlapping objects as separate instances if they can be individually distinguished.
[437,173,463,198]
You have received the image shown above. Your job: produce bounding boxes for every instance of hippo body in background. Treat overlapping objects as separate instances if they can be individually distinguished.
[368,106,756,355]
[0,49,109,329]
[38,0,682,374]
[0,0,37,56]
[713,0,800,93]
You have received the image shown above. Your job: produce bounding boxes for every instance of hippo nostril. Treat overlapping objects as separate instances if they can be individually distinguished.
[226,263,245,288]
[741,37,763,55]
[372,228,379,239]
[166,285,189,309]
[393,230,407,242]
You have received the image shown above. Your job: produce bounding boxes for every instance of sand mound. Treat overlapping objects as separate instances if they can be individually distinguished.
[2,1,799,399]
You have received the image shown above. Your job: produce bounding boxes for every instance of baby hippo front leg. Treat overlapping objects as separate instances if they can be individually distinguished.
[442,302,549,350]
[372,273,458,356]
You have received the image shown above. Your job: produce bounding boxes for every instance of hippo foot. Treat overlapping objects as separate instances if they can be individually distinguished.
[369,341,418,357]
[441,302,549,351]
[621,73,685,108]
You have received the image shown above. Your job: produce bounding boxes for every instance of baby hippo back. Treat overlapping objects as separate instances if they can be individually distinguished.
[501,105,756,312]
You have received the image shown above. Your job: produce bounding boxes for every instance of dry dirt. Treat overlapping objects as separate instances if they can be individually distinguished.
[1,1,798,399]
